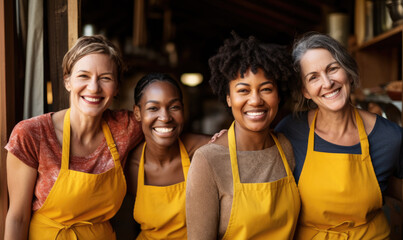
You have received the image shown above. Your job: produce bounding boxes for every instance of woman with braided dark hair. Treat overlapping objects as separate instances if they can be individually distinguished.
[186,32,300,239]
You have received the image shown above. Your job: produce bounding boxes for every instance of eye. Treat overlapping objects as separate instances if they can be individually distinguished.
[308,75,318,82]
[77,74,89,79]
[146,106,158,111]
[261,87,273,92]
[170,105,182,111]
[237,88,249,94]
[100,76,113,81]
[328,66,339,73]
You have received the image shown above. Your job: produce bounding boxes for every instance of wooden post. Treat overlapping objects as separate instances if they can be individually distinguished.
[68,0,79,49]
[0,0,16,238]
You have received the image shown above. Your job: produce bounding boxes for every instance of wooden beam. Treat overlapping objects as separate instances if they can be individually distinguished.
[68,0,79,49]
[0,0,16,238]
[45,0,69,111]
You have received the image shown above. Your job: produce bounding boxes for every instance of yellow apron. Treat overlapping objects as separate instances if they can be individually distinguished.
[29,109,127,240]
[296,109,390,240]
[134,140,189,240]
[222,122,300,240]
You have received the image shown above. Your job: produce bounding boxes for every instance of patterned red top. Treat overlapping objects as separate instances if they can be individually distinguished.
[5,109,143,211]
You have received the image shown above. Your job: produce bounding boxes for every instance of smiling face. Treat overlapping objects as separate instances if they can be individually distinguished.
[226,68,279,133]
[134,81,184,147]
[64,53,118,117]
[300,48,351,112]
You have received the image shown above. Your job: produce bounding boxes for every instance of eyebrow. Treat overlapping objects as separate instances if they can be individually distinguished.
[145,98,181,105]
[75,70,114,75]
[303,61,338,79]
[235,80,274,87]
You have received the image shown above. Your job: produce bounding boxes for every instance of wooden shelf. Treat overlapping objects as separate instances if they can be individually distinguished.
[358,25,403,50]
[352,25,403,125]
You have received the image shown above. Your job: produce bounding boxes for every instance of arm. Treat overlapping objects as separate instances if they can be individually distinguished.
[186,149,219,240]
[181,133,211,158]
[5,153,37,240]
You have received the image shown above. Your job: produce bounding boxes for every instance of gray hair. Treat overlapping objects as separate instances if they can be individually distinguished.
[291,32,359,112]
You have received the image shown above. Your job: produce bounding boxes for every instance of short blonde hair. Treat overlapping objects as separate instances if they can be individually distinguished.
[62,35,125,85]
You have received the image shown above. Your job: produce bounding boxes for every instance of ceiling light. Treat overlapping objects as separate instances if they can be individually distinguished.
[181,73,203,87]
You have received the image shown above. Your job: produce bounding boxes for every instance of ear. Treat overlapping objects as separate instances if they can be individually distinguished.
[302,87,311,99]
[226,94,232,108]
[134,105,141,121]
[64,76,71,92]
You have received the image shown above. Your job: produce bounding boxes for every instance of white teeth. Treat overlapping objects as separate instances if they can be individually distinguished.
[154,128,173,133]
[324,89,339,98]
[246,112,264,116]
[83,97,101,102]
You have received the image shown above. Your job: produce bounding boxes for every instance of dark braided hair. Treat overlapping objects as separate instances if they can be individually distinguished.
[208,32,295,107]
[134,72,183,105]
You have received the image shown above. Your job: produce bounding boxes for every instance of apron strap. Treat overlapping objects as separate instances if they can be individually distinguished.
[178,139,191,181]
[354,108,370,159]
[62,109,71,170]
[138,143,147,187]
[101,120,120,164]
[61,109,121,170]
[308,109,370,160]
[33,213,93,240]
[228,122,241,184]
[138,140,191,186]
[270,132,293,177]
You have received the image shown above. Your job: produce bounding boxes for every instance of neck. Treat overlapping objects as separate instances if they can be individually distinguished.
[233,123,273,151]
[315,105,356,137]
[144,140,180,166]
[68,108,103,144]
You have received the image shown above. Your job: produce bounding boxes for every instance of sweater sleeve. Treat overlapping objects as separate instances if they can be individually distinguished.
[186,147,220,240]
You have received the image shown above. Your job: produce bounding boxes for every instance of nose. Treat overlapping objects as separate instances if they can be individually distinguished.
[158,108,172,122]
[87,77,100,92]
[249,91,263,106]
[321,73,334,89]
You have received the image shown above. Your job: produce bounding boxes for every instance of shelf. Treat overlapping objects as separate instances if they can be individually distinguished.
[357,25,403,50]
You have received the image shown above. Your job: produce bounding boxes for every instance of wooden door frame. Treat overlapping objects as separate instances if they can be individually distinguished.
[0,0,16,238]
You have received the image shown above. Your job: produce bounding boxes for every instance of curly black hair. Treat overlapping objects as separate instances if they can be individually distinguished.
[208,32,295,107]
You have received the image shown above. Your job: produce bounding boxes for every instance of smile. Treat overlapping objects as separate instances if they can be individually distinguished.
[323,89,340,98]
[246,111,265,116]
[82,96,102,103]
[154,127,174,133]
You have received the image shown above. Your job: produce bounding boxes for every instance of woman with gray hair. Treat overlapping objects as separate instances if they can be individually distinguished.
[275,32,403,239]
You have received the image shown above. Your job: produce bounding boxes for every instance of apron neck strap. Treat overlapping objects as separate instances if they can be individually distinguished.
[308,108,370,159]
[228,122,241,183]
[61,108,120,170]
[138,140,191,185]
[270,132,293,177]
[101,120,120,163]
[178,139,190,181]
[62,109,72,170]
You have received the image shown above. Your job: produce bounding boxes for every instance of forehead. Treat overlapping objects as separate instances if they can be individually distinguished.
[231,68,274,85]
[141,81,181,100]
[300,49,336,70]
[72,53,116,71]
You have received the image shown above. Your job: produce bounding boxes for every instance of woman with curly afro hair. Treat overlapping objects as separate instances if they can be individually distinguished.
[186,32,300,240]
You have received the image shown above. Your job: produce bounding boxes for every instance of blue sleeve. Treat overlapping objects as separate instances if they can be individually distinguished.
[275,113,310,183]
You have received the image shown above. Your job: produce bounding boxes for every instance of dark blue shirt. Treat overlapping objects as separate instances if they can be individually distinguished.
[275,112,403,193]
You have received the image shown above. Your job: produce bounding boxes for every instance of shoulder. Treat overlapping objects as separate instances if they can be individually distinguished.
[192,142,228,165]
[273,132,296,171]
[275,112,309,143]
[370,115,402,142]
[11,113,53,138]
[357,109,377,135]
[181,133,211,158]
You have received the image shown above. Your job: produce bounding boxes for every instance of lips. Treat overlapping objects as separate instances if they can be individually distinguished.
[154,127,174,133]
[82,96,103,103]
[323,89,340,99]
